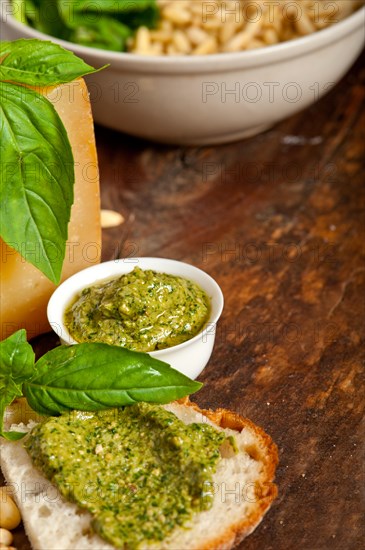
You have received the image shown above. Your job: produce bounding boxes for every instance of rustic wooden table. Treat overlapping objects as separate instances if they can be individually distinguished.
[9,50,364,549]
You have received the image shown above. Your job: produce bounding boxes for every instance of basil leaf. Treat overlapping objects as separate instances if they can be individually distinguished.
[12,0,27,24]
[60,1,158,52]
[23,343,202,415]
[67,15,132,52]
[1,428,27,441]
[58,0,157,14]
[0,329,35,383]
[0,39,102,86]
[0,330,35,440]
[0,82,74,284]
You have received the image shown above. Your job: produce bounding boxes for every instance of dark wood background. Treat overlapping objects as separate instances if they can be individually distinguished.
[8,49,365,549]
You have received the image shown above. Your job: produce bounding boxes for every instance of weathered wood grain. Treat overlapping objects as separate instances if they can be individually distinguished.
[7,50,365,550]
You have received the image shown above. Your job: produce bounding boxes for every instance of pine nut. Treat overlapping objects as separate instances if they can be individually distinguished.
[134,26,152,54]
[192,36,218,55]
[263,28,279,45]
[186,26,209,46]
[163,6,191,25]
[172,30,192,54]
[100,210,124,229]
[0,488,21,530]
[0,529,13,547]
[295,11,315,35]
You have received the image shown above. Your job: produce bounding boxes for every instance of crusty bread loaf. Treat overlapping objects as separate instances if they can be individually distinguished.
[0,398,278,550]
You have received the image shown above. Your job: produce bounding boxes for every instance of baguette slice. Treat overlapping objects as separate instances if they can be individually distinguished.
[0,399,278,550]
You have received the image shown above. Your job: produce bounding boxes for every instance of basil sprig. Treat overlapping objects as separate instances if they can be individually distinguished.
[11,1,159,52]
[0,330,202,439]
[0,330,35,440]
[0,39,104,284]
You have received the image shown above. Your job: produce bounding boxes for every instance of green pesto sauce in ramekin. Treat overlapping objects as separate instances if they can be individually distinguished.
[64,267,210,351]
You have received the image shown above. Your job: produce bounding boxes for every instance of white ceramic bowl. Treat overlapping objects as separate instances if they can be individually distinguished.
[47,258,224,380]
[1,0,364,145]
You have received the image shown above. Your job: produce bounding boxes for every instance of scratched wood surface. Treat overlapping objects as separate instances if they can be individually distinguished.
[8,50,365,550]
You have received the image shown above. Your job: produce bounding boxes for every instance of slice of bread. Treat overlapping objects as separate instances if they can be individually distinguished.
[0,398,278,550]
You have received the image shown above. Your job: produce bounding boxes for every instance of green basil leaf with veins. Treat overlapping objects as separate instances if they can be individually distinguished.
[0,330,35,440]
[0,39,103,86]
[0,82,74,284]
[23,343,202,416]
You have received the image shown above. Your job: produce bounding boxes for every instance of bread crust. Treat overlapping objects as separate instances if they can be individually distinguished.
[177,398,279,550]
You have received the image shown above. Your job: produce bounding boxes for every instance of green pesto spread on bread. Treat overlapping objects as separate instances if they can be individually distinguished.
[25,402,227,548]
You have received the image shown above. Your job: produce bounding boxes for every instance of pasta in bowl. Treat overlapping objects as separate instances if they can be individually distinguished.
[1,0,364,144]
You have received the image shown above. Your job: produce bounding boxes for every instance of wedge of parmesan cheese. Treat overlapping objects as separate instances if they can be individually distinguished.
[0,79,101,340]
